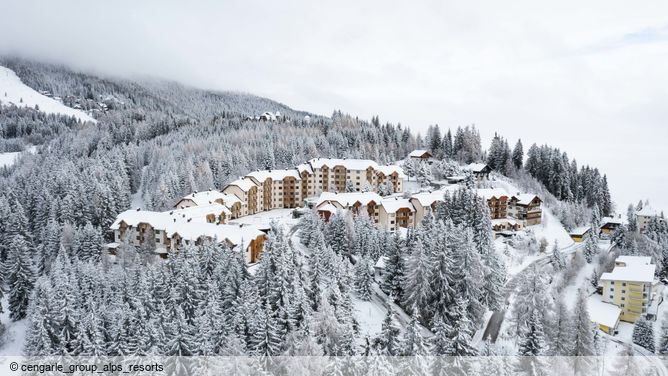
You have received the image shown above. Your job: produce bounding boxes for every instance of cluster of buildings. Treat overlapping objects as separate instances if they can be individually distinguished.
[107,153,543,263]
[108,158,405,263]
[314,186,543,234]
[590,255,657,335]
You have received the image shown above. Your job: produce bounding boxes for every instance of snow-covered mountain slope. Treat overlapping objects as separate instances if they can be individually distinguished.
[0,66,96,123]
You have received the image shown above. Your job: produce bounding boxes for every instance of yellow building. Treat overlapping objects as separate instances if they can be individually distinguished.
[569,226,591,242]
[600,256,656,323]
[587,297,621,335]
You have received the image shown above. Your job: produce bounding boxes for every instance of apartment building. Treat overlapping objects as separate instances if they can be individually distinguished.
[600,256,656,323]
[109,209,266,263]
[243,169,303,211]
[508,194,543,225]
[315,192,383,224]
[477,188,510,219]
[223,179,260,216]
[378,198,416,231]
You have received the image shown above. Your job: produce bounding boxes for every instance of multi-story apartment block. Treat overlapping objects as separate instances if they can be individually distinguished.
[243,169,303,211]
[477,188,510,219]
[315,192,383,223]
[109,209,266,263]
[637,205,663,232]
[379,198,416,231]
[305,158,404,196]
[223,179,260,217]
[600,256,656,323]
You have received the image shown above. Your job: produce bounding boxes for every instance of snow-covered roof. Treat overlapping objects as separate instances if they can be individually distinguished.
[601,216,623,226]
[408,149,432,158]
[168,223,264,246]
[409,186,459,207]
[491,218,520,226]
[615,255,652,266]
[177,190,239,207]
[296,163,313,175]
[377,165,406,179]
[307,158,378,171]
[569,226,591,236]
[110,210,172,230]
[225,178,257,192]
[316,192,383,208]
[245,169,301,182]
[381,198,415,213]
[587,298,621,329]
[465,163,491,173]
[512,193,540,205]
[637,205,661,217]
[477,188,510,200]
[600,264,656,283]
[316,203,338,213]
[170,204,231,222]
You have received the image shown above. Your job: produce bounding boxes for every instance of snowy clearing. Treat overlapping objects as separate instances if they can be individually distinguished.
[0,65,96,123]
[0,145,37,168]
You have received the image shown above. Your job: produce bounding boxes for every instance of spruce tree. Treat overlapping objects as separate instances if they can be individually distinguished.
[633,316,655,352]
[7,235,36,321]
[353,255,373,301]
[375,304,402,356]
[512,139,524,170]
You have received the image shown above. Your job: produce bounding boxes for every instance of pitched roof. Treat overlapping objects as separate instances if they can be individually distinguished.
[307,158,378,170]
[170,204,231,222]
[601,216,623,226]
[245,169,301,182]
[587,298,621,329]
[408,149,432,158]
[110,210,171,230]
[600,264,656,283]
[466,163,491,173]
[570,226,591,236]
[476,188,510,200]
[225,178,257,192]
[315,191,383,208]
[615,255,652,266]
[177,190,239,207]
[512,193,540,205]
[168,223,264,246]
[296,163,313,175]
[376,165,406,179]
[409,186,459,207]
[637,205,661,217]
[381,198,415,213]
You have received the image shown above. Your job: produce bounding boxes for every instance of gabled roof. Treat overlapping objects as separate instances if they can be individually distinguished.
[110,210,171,230]
[408,149,432,158]
[477,188,510,200]
[170,204,231,222]
[570,226,591,236]
[615,255,652,266]
[245,169,301,182]
[587,298,621,329]
[381,198,415,213]
[637,205,660,217]
[376,165,406,179]
[409,186,459,207]
[315,192,383,208]
[307,158,379,171]
[466,163,491,173]
[601,216,623,226]
[176,190,239,207]
[225,178,257,192]
[512,194,541,205]
[600,264,656,283]
[168,223,264,246]
[296,163,313,175]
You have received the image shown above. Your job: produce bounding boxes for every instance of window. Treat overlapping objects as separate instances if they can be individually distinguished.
[609,295,613,299]
[621,297,625,300]
[622,290,626,294]
[621,304,625,307]
[622,282,627,287]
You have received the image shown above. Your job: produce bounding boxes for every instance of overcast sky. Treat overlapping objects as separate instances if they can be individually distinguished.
[1,0,667,214]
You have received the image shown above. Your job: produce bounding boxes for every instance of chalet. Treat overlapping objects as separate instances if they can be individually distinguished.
[408,149,433,161]
[569,226,591,242]
[600,256,656,323]
[508,194,542,226]
[600,215,623,236]
[477,188,510,219]
[465,163,492,181]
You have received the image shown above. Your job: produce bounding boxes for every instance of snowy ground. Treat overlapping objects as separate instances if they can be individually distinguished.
[0,145,36,168]
[0,297,27,356]
[0,65,96,123]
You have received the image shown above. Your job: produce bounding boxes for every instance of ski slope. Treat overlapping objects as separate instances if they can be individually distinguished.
[0,65,96,123]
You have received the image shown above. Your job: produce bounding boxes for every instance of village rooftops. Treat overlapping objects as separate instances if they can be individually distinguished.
[376,165,406,178]
[587,298,622,329]
[600,264,656,283]
[296,163,313,175]
[167,223,264,246]
[602,216,624,225]
[227,178,257,192]
[245,168,301,182]
[409,186,459,207]
[316,191,383,207]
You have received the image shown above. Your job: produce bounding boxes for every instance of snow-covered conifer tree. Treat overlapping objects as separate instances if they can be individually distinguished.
[633,316,655,352]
